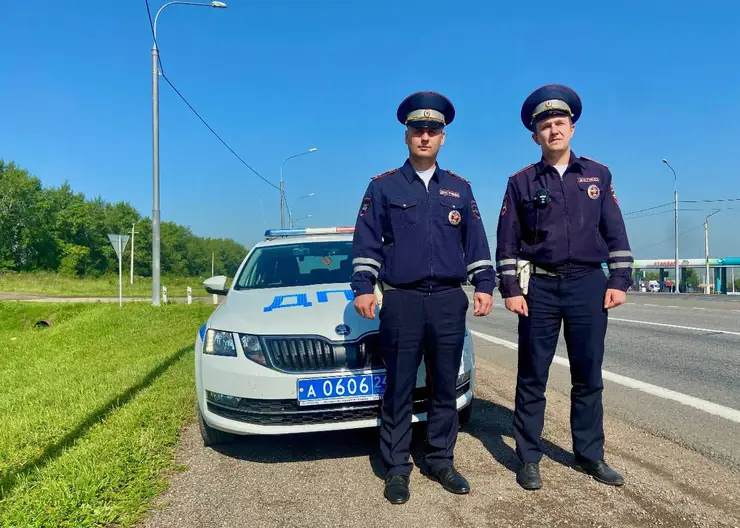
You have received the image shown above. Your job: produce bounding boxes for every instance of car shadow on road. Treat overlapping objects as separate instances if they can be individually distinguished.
[211,427,387,477]
[455,397,574,473]
[209,397,573,481]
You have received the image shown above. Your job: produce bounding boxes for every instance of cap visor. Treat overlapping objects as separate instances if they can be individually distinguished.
[406,120,445,129]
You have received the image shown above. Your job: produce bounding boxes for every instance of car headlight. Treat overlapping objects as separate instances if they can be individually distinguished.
[204,329,237,357]
[239,334,267,367]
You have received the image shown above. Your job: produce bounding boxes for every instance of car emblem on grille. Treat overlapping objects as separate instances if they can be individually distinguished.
[335,324,351,336]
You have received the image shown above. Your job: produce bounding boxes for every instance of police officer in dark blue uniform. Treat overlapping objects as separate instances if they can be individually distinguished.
[350,91,495,504]
[495,84,633,490]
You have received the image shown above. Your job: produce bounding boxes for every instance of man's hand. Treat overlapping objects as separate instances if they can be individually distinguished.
[604,288,627,309]
[353,294,377,319]
[473,292,493,316]
[504,295,529,317]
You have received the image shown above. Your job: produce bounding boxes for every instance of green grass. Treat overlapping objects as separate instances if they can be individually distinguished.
[0,271,210,298]
[0,302,215,527]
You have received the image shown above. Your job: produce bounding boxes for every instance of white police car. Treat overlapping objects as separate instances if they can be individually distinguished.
[194,227,476,445]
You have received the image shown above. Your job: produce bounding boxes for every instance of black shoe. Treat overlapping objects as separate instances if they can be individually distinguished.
[383,474,410,504]
[430,466,470,494]
[574,458,625,486]
[516,462,542,490]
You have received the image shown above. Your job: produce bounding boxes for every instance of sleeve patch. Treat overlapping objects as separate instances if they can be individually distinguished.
[371,168,397,180]
[359,196,372,216]
[610,184,619,205]
[471,199,481,219]
[500,194,508,216]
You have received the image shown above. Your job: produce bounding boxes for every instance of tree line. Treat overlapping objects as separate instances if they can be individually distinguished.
[0,159,249,277]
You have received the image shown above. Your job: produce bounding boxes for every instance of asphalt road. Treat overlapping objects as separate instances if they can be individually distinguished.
[465,290,740,470]
[137,290,740,527]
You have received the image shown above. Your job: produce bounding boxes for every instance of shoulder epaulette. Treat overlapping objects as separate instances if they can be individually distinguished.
[371,168,398,180]
[581,156,608,168]
[445,169,470,185]
[509,163,535,179]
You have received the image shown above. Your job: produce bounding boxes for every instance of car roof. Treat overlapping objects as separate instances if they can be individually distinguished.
[254,233,354,249]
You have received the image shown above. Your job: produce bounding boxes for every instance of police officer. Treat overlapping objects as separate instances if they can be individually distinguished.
[495,84,633,490]
[350,91,495,504]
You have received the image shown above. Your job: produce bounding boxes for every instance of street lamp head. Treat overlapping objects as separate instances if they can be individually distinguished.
[211,1,227,7]
[308,148,318,152]
[662,159,669,164]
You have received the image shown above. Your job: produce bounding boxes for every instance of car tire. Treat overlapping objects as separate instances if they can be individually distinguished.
[198,410,236,447]
[458,399,473,427]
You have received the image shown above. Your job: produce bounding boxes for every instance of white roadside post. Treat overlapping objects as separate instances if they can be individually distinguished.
[162,286,168,304]
[187,286,192,305]
[107,233,130,308]
[212,251,218,305]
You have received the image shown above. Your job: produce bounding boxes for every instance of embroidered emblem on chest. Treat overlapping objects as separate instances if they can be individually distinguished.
[587,184,601,199]
[448,209,462,225]
[578,176,600,184]
[439,188,461,199]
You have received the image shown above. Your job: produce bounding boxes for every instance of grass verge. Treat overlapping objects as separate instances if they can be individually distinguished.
[0,302,214,527]
[0,271,208,298]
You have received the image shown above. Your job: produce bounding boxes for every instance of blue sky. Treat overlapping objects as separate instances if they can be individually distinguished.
[2,0,739,260]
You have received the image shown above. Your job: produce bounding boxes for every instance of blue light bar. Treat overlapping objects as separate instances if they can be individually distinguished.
[264,227,355,238]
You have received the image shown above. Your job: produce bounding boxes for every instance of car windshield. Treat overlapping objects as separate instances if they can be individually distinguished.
[234,240,354,289]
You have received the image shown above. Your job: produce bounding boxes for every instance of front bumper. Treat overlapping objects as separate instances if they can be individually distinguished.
[199,379,473,436]
[195,327,476,436]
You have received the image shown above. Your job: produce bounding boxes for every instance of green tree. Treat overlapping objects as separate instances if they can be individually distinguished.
[0,159,249,277]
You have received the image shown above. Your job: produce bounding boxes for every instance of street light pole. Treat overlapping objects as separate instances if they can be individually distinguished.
[150,1,227,306]
[288,192,315,228]
[662,159,679,293]
[279,148,317,229]
[704,210,720,294]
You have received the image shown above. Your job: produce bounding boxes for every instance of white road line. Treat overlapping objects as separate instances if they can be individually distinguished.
[469,330,740,424]
[692,307,707,310]
[608,317,740,336]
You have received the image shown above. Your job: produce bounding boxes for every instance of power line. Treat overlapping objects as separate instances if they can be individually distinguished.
[680,198,740,204]
[143,1,280,192]
[622,202,673,216]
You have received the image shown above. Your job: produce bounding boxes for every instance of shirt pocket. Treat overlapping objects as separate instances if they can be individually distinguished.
[439,197,465,229]
[575,179,603,227]
[389,197,420,228]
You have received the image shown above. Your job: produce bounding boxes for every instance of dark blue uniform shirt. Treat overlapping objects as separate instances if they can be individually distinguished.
[350,159,495,296]
[495,151,634,298]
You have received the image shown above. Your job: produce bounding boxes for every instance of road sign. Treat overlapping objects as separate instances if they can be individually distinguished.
[107,234,130,307]
[108,234,130,259]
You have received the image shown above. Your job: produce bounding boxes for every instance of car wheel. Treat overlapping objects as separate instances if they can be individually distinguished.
[198,410,236,447]
[458,399,473,427]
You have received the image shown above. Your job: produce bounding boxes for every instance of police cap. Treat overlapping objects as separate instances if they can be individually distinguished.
[520,84,582,131]
[397,91,455,129]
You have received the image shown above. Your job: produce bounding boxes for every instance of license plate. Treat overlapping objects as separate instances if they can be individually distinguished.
[297,373,386,406]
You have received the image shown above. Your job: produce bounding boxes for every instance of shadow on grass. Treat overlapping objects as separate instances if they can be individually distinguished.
[0,344,192,499]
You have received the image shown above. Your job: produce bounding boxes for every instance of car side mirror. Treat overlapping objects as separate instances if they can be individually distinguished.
[203,275,229,296]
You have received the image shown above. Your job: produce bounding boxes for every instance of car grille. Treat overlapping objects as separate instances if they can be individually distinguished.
[207,381,470,426]
[259,333,383,373]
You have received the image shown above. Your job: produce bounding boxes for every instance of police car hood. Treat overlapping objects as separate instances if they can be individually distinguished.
[212,282,378,340]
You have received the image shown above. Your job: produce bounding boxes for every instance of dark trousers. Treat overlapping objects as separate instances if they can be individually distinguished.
[513,268,608,463]
[378,286,468,477]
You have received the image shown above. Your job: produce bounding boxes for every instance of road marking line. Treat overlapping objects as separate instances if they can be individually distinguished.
[692,307,707,310]
[469,330,740,424]
[608,317,740,336]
